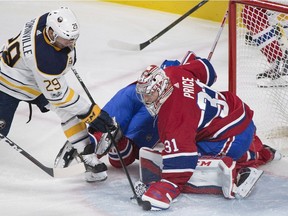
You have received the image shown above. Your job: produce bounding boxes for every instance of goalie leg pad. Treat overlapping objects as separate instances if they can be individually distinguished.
[184,156,225,195]
[139,147,163,184]
[218,157,237,199]
[184,156,236,197]
[139,148,236,197]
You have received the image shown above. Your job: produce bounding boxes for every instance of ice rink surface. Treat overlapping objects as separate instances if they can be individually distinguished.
[0,1,287,215]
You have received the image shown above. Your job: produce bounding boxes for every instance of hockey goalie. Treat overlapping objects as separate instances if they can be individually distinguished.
[55,51,281,211]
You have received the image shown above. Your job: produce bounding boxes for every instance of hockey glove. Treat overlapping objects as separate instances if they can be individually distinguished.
[78,104,116,133]
[141,179,180,211]
[92,118,123,158]
[160,60,180,69]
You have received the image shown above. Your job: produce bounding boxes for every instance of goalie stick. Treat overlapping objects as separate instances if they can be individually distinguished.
[207,9,229,61]
[108,0,209,51]
[0,133,86,178]
[71,67,150,210]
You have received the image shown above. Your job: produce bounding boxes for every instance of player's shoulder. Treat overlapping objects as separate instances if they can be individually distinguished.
[34,14,75,76]
[165,65,197,83]
[35,44,73,76]
[117,83,137,96]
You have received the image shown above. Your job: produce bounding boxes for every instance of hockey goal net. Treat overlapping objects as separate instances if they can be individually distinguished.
[228,0,288,144]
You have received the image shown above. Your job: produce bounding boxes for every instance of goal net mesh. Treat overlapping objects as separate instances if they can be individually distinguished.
[231,0,288,143]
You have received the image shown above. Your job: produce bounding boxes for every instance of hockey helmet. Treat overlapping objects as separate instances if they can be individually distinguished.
[46,7,80,43]
[136,65,173,116]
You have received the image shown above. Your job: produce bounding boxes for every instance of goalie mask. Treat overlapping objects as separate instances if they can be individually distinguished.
[136,65,173,116]
[46,7,80,45]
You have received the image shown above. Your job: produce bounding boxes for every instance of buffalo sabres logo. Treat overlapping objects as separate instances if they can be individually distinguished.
[0,119,6,130]
[57,16,63,23]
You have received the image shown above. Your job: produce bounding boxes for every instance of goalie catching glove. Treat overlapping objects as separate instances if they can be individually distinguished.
[78,104,116,133]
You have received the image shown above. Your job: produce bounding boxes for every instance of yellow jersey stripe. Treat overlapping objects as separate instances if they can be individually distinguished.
[0,76,41,96]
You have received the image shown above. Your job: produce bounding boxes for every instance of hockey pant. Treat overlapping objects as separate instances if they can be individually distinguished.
[0,91,49,136]
[197,121,273,172]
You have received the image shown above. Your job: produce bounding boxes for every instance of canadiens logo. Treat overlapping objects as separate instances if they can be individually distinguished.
[145,134,152,142]
[0,119,6,130]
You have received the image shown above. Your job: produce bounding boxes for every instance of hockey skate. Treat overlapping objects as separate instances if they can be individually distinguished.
[80,144,108,182]
[263,144,282,161]
[245,31,256,46]
[257,55,288,88]
[54,141,80,168]
[234,167,263,199]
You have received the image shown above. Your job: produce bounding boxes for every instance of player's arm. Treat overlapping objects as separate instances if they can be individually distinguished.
[179,51,217,86]
[88,84,139,160]
[141,113,199,210]
[78,103,117,133]
[103,84,140,131]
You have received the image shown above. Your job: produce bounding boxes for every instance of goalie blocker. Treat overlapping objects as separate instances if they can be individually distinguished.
[139,147,263,200]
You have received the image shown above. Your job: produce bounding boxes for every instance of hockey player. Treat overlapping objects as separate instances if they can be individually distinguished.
[98,60,183,168]
[55,55,213,169]
[0,7,118,182]
[54,59,181,168]
[135,51,280,210]
[242,4,288,87]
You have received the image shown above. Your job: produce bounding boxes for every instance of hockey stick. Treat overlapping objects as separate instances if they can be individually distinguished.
[0,133,86,178]
[71,67,150,210]
[108,0,209,51]
[105,127,151,210]
[207,9,229,61]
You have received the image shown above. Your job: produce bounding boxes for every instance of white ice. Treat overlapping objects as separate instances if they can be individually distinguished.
[0,1,287,216]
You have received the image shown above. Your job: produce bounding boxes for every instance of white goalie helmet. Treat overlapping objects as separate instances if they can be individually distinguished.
[136,65,173,116]
[46,7,80,43]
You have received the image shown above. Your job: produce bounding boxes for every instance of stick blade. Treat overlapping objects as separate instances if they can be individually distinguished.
[107,39,141,51]
[52,162,86,178]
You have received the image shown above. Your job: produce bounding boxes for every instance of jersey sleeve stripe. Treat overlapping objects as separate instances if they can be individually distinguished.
[162,152,198,159]
[0,75,41,97]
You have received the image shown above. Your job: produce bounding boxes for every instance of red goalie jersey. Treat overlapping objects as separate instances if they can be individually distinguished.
[156,53,254,187]
[136,51,276,210]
